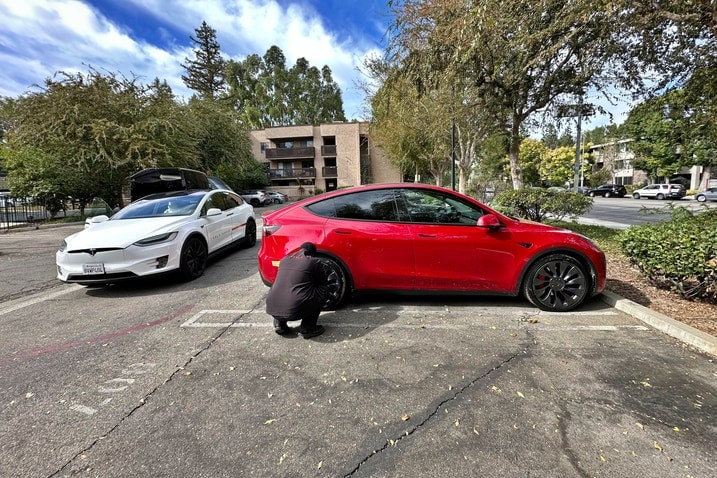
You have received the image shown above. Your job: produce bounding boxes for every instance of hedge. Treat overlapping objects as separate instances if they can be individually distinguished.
[619,207,717,301]
[491,188,593,222]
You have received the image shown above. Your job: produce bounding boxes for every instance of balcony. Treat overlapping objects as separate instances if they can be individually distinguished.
[321,145,337,156]
[268,168,316,179]
[322,166,337,177]
[265,146,315,159]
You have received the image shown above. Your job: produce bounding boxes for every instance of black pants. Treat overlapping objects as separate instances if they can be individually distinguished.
[273,306,321,332]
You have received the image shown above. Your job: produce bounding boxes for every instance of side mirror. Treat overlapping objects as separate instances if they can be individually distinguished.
[84,215,109,229]
[477,213,502,229]
[205,207,222,217]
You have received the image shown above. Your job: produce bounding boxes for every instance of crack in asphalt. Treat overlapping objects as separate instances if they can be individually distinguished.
[49,299,264,478]
[343,345,530,477]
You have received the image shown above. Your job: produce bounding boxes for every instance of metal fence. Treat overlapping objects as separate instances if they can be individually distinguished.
[0,198,53,231]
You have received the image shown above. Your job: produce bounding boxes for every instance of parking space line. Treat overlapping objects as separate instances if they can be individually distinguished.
[181,309,645,331]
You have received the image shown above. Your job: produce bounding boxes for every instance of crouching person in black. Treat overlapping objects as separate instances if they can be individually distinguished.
[266,242,331,339]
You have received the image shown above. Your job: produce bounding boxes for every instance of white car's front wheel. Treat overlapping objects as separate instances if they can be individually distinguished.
[179,236,208,280]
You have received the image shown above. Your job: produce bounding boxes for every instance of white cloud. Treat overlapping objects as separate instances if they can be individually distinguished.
[0,0,381,119]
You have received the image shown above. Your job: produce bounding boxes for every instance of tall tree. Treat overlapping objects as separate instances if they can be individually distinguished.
[181,21,226,100]
[225,46,346,128]
[387,0,620,190]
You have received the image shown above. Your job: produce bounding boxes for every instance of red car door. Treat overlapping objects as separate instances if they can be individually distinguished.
[319,189,415,291]
[400,189,521,292]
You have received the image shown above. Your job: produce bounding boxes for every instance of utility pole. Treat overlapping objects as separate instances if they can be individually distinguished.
[558,98,594,191]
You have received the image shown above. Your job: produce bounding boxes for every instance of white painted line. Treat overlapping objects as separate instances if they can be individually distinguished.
[180,309,252,328]
[181,310,647,331]
[0,284,83,316]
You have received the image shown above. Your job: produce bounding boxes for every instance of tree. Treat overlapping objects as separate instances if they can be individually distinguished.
[387,0,618,190]
[623,91,686,183]
[181,21,226,100]
[225,46,345,128]
[540,146,575,187]
[185,98,265,190]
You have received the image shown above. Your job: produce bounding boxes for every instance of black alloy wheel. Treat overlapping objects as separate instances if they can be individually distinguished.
[242,219,257,248]
[179,236,208,280]
[523,254,589,312]
[318,256,348,310]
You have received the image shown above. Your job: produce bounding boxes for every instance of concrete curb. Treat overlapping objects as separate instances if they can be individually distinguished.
[600,289,717,356]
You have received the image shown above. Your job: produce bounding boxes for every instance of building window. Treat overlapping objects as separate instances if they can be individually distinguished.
[260,142,268,154]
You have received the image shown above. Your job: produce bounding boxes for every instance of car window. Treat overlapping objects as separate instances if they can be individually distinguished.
[399,189,483,225]
[204,192,228,212]
[113,194,203,219]
[225,192,244,208]
[306,190,404,221]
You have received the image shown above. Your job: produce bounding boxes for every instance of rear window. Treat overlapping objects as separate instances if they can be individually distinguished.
[306,190,404,221]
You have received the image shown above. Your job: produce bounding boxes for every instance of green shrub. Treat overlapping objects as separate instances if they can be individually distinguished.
[492,188,593,222]
[619,207,717,301]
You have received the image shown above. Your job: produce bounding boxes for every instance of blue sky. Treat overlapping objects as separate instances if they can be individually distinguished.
[0,0,626,128]
[0,0,391,120]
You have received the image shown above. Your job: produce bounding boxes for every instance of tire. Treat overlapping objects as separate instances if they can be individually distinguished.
[250,199,260,207]
[242,218,257,248]
[656,193,665,200]
[523,254,589,312]
[588,192,596,197]
[697,195,706,202]
[632,193,640,199]
[318,256,349,310]
[179,236,208,281]
[604,192,611,198]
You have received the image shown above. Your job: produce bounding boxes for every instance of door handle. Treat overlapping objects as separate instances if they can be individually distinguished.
[418,233,437,238]
[333,229,352,235]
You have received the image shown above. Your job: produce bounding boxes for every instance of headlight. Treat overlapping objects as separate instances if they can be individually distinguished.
[133,232,178,247]
[58,240,67,252]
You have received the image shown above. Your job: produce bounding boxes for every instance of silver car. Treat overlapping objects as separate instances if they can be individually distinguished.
[694,187,717,202]
[632,183,686,200]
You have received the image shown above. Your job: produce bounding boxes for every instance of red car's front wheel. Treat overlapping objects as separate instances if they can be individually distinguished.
[523,254,589,311]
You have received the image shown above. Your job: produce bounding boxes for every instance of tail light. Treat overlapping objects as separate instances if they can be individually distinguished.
[263,224,281,237]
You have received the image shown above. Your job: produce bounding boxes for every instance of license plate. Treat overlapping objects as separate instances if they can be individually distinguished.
[83,263,105,275]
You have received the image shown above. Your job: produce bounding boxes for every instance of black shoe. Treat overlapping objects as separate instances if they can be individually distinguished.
[298,325,325,339]
[273,319,293,336]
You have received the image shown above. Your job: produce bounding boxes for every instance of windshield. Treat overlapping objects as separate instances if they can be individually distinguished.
[113,194,203,219]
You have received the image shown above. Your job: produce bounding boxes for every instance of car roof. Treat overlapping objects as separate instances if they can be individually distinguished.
[137,189,212,202]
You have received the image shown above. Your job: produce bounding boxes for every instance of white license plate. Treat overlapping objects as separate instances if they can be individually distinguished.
[83,263,105,275]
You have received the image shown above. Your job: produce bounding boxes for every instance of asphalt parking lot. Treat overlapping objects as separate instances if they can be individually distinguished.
[0,219,715,477]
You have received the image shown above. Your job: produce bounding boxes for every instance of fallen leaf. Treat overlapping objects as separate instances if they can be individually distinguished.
[473,427,479,435]
[265,419,276,425]
[654,441,663,452]
[491,386,502,394]
[25,392,34,399]
[317,461,323,469]
[672,426,680,432]
[279,453,287,464]
[401,414,410,421]
[635,422,644,430]
[517,392,525,399]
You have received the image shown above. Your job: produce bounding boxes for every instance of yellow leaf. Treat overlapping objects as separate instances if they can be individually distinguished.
[265,419,276,425]
[279,453,287,464]
[600,455,606,462]
[654,441,663,452]
[317,461,323,469]
[401,414,410,421]
[454,419,460,427]
[517,392,525,399]
[672,426,680,432]
[635,423,644,430]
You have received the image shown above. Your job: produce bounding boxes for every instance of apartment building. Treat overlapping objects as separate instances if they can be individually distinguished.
[589,139,706,189]
[249,122,402,200]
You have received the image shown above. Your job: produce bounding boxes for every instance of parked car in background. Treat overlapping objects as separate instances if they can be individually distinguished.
[258,183,606,312]
[267,191,288,204]
[631,183,686,200]
[239,190,271,207]
[693,187,717,202]
[56,189,256,285]
[586,184,627,198]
